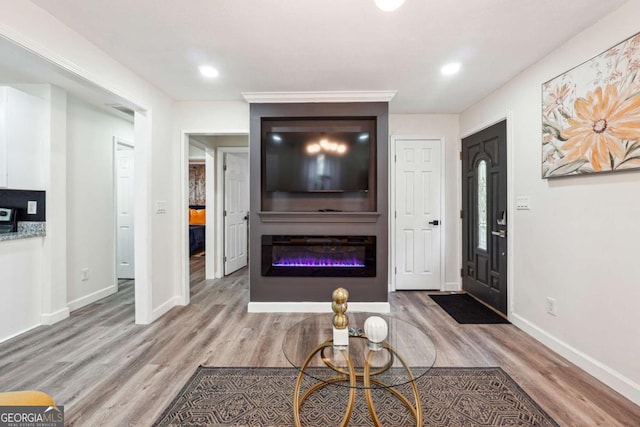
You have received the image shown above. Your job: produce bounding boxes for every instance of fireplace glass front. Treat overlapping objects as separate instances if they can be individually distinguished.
[262,235,376,277]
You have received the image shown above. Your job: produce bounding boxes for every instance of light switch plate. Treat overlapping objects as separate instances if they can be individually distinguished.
[516,196,530,210]
[155,200,167,214]
[27,200,37,215]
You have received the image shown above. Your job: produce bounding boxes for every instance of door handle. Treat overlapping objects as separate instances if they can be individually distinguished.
[491,229,506,238]
[428,220,440,226]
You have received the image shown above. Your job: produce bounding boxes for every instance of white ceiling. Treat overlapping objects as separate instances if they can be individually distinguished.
[30,0,627,113]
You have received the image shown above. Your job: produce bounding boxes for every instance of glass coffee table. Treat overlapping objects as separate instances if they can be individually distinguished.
[282,313,437,427]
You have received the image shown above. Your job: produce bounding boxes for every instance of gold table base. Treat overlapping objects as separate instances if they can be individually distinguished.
[293,339,422,427]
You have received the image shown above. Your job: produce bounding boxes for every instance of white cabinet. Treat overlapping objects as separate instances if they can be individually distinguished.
[0,87,47,189]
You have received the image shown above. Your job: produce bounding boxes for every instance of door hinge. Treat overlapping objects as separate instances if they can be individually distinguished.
[459,151,462,160]
[223,163,227,171]
[394,154,397,162]
[394,211,397,219]
[460,267,464,277]
[460,209,464,219]
[224,256,227,262]
[224,210,227,216]
[394,267,397,274]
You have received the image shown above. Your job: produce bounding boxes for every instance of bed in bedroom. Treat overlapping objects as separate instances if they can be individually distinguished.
[189,205,206,256]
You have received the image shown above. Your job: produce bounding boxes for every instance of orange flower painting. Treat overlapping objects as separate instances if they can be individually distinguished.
[542,32,640,177]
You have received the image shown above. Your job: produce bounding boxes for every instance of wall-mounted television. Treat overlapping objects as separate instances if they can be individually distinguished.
[262,118,375,193]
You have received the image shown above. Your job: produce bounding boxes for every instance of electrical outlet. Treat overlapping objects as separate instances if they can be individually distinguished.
[546,297,557,316]
[27,201,37,215]
[81,268,90,281]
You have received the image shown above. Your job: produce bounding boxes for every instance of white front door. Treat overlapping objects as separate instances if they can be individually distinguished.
[394,138,442,290]
[224,152,249,275]
[115,141,135,280]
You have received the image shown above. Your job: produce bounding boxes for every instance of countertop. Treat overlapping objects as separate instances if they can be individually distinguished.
[0,222,46,241]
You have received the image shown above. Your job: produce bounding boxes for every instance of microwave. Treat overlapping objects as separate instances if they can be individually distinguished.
[0,207,17,233]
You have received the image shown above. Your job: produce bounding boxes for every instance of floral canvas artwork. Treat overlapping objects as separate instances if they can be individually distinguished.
[542,32,640,178]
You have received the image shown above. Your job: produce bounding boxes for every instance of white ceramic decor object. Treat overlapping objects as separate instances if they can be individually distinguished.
[364,316,388,350]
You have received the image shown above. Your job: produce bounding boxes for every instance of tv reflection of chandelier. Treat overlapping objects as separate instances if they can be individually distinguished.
[306,137,347,155]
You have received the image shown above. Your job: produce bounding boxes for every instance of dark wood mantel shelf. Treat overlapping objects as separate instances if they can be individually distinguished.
[257,211,380,223]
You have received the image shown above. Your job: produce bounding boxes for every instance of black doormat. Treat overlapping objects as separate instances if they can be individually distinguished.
[430,293,510,324]
[154,366,558,426]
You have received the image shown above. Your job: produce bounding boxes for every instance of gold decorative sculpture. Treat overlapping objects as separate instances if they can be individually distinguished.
[332,287,349,347]
[331,287,349,329]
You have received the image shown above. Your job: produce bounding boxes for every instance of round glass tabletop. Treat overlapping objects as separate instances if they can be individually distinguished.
[282,313,437,389]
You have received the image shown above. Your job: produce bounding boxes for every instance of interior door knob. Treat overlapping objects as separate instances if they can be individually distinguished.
[428,220,440,226]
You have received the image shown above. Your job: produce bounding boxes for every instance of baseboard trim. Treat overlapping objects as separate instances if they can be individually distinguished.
[67,285,117,312]
[152,296,182,320]
[511,313,640,406]
[41,307,70,325]
[444,281,461,291]
[247,302,391,313]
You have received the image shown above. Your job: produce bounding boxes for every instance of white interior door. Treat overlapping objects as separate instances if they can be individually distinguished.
[394,138,442,290]
[116,141,135,280]
[224,152,248,275]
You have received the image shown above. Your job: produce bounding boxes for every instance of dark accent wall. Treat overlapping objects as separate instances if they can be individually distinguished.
[0,189,46,221]
[249,102,389,303]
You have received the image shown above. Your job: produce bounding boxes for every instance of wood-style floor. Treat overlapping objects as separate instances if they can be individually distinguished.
[1,257,639,426]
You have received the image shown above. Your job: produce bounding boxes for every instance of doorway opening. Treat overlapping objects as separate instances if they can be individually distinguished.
[115,138,135,288]
[182,134,249,303]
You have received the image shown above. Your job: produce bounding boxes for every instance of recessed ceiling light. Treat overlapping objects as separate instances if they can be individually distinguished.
[441,62,461,76]
[374,0,405,12]
[199,65,219,78]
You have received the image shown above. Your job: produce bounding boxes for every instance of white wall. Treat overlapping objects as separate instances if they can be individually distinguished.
[0,1,176,324]
[42,85,69,324]
[389,114,460,288]
[174,101,250,133]
[188,144,205,161]
[66,96,134,309]
[460,1,640,405]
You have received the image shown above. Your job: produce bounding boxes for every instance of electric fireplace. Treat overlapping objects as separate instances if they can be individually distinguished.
[262,235,376,277]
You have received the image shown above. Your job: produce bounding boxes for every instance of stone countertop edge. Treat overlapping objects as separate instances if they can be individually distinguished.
[0,222,46,241]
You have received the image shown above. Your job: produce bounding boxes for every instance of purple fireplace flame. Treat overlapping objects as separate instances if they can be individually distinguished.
[273,256,365,268]
[263,235,375,277]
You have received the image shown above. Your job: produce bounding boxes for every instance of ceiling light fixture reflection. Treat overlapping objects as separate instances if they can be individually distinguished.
[374,0,405,12]
[306,144,321,154]
[441,62,461,76]
[306,138,347,155]
[358,133,369,141]
[199,65,219,78]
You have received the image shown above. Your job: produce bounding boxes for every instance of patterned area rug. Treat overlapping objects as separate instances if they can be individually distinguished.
[154,367,558,426]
